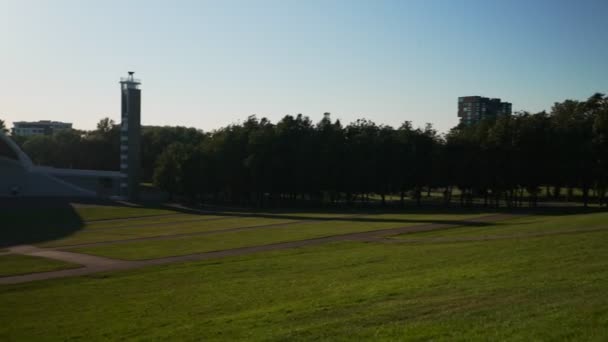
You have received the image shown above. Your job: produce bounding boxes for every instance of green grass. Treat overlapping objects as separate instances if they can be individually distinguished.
[38,216,294,248]
[0,204,180,246]
[0,254,80,277]
[5,205,606,340]
[67,219,404,260]
[35,210,405,248]
[393,211,608,240]
[79,214,189,229]
[67,213,492,260]
[2,224,608,340]
[74,206,176,221]
[1,206,175,226]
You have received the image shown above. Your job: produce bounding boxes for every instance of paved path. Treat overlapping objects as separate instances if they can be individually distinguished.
[0,214,515,285]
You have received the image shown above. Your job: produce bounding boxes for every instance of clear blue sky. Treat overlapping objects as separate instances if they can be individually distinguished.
[1,0,607,133]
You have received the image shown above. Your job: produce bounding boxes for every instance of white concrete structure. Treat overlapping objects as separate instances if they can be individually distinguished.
[0,132,121,198]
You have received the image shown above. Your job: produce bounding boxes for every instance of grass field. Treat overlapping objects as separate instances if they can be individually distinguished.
[2,204,608,340]
[66,212,492,260]
[394,211,608,240]
[38,216,295,248]
[0,254,80,277]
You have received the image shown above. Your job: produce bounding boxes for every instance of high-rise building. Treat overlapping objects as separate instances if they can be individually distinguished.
[12,120,72,136]
[119,72,142,201]
[458,96,512,126]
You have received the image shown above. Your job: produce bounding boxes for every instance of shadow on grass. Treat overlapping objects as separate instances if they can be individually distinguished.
[0,198,145,247]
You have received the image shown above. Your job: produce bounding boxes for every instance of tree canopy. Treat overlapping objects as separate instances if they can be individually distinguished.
[9,93,608,208]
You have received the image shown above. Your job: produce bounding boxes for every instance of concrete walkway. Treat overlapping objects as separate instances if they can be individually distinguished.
[0,214,516,285]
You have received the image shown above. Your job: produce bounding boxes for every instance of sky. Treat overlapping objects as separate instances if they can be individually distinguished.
[1,0,607,133]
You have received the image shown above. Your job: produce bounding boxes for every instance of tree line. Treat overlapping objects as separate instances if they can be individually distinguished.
[5,93,608,208]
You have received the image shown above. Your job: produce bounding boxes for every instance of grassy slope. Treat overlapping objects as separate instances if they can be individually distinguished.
[394,211,608,240]
[39,216,294,248]
[74,206,177,221]
[0,254,80,277]
[41,211,490,249]
[1,205,179,246]
[67,213,491,260]
[2,226,608,340]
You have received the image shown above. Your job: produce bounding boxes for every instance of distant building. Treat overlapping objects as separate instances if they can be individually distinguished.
[119,72,142,201]
[12,120,72,137]
[458,96,512,126]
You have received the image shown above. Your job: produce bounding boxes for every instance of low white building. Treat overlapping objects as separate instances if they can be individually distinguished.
[12,120,72,137]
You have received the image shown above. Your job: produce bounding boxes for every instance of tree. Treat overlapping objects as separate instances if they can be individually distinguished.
[141,126,205,181]
[315,113,346,204]
[95,117,116,134]
[512,112,551,207]
[22,135,56,165]
[344,119,380,204]
[0,119,7,134]
[589,93,608,206]
[244,116,276,206]
[551,99,595,206]
[153,142,194,200]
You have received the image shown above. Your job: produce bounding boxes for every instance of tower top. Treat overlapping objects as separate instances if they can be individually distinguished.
[120,71,141,89]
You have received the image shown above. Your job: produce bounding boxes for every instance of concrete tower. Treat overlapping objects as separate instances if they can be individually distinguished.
[119,72,141,201]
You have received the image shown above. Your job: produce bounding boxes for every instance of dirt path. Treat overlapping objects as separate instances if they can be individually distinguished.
[0,214,516,285]
[8,245,122,267]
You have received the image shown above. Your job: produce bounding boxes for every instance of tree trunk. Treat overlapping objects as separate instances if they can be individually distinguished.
[460,189,465,207]
[582,186,589,208]
[553,185,561,200]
